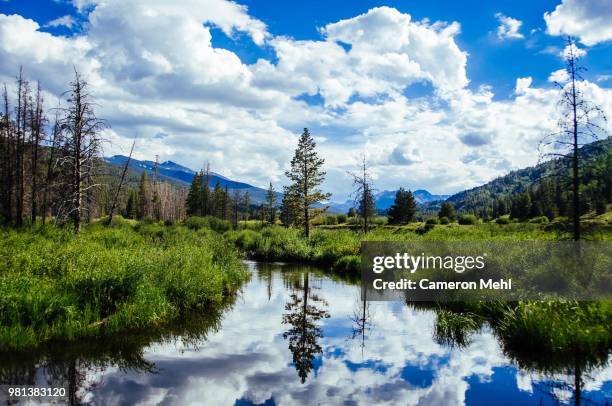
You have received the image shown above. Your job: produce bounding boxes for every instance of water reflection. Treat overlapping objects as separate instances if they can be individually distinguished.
[0,261,609,405]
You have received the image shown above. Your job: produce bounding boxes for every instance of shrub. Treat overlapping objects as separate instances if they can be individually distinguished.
[184,216,232,233]
[323,215,338,225]
[528,216,549,224]
[426,217,439,225]
[495,215,511,225]
[439,216,450,225]
[333,255,360,273]
[337,214,348,224]
[458,214,478,225]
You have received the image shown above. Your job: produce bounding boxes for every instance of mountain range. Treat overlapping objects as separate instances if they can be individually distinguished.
[104,137,610,213]
[103,155,446,211]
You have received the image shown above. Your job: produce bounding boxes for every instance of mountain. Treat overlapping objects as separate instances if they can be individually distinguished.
[103,155,281,204]
[444,138,611,214]
[328,189,449,214]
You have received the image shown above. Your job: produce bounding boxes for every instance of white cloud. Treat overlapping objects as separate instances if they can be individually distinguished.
[561,43,587,59]
[0,3,610,200]
[44,14,76,29]
[544,0,612,46]
[548,68,569,83]
[495,13,524,39]
[515,77,533,94]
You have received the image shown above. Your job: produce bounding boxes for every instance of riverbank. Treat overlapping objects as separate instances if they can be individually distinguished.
[0,217,249,350]
[225,215,612,274]
[223,220,612,366]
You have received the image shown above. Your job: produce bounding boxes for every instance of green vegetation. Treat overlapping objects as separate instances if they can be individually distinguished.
[0,217,248,350]
[226,218,611,274]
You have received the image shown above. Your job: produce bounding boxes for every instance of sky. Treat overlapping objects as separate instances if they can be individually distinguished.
[0,0,611,201]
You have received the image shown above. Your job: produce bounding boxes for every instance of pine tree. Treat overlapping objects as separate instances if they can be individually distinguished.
[125,189,137,219]
[201,164,211,216]
[387,188,417,225]
[212,181,224,218]
[285,128,331,237]
[186,171,202,216]
[280,186,301,227]
[266,182,277,224]
[438,202,456,221]
[232,189,242,228]
[243,191,250,220]
[137,172,150,220]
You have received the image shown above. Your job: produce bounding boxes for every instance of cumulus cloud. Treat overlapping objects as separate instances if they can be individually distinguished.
[44,14,76,29]
[544,0,612,46]
[0,2,611,199]
[495,13,524,40]
[548,68,569,83]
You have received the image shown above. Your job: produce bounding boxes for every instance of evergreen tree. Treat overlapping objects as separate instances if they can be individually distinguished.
[347,207,357,218]
[266,182,277,224]
[285,128,331,237]
[280,186,301,227]
[125,189,137,219]
[212,181,224,218]
[387,188,417,225]
[201,164,211,216]
[186,171,202,216]
[242,191,250,220]
[232,189,241,228]
[438,202,456,221]
[137,172,150,220]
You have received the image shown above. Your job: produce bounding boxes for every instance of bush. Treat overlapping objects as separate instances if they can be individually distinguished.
[323,215,338,225]
[184,216,232,233]
[333,255,360,273]
[439,216,450,225]
[426,217,439,225]
[495,215,510,225]
[528,216,549,224]
[458,214,478,225]
[337,214,347,224]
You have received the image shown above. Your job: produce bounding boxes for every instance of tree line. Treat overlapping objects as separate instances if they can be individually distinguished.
[0,68,188,231]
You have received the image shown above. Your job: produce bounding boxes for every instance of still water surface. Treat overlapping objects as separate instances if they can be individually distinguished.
[1,261,610,405]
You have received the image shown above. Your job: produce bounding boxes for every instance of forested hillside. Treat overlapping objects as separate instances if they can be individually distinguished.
[445,138,611,219]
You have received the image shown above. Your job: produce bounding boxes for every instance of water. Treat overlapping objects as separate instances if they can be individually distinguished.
[1,261,610,405]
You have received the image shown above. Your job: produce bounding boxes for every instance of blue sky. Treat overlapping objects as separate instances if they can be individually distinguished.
[0,0,611,199]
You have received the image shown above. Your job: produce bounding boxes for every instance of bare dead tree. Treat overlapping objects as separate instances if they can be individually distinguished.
[56,70,107,233]
[29,81,45,224]
[539,37,608,241]
[1,84,13,225]
[42,101,63,225]
[14,68,28,227]
[107,139,136,224]
[347,154,376,233]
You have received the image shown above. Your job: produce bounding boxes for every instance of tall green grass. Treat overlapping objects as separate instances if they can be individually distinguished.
[225,221,582,274]
[0,217,248,350]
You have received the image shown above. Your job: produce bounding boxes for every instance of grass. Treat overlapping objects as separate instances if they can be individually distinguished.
[226,217,611,274]
[0,216,248,350]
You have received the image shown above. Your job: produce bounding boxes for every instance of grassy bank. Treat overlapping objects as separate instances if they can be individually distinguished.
[0,217,248,350]
[226,216,612,274]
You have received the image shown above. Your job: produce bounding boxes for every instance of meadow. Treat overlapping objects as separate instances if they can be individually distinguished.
[0,217,248,350]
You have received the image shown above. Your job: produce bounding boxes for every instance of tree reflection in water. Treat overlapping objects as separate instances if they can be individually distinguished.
[0,302,231,405]
[282,270,330,383]
[349,287,373,356]
[428,305,610,405]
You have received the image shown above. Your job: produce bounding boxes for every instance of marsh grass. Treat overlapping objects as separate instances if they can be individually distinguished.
[0,217,248,350]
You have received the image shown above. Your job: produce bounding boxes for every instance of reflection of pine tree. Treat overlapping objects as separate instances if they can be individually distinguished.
[282,272,330,383]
